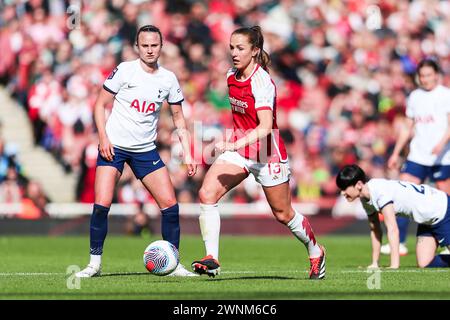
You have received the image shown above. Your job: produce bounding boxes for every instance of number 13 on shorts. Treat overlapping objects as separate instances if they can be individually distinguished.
[268,162,281,176]
[267,161,290,182]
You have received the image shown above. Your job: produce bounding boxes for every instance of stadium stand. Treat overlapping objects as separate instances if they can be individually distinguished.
[1,0,450,226]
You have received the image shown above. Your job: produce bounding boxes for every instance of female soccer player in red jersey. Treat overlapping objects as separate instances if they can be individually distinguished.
[192,26,326,279]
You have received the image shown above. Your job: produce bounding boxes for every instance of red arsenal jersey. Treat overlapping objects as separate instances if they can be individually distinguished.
[227,64,288,163]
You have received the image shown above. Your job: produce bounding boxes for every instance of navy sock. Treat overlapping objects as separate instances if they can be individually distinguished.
[426,254,450,268]
[161,203,180,249]
[89,204,110,255]
[397,216,409,243]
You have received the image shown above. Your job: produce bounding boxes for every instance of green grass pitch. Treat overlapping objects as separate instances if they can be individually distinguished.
[1,235,449,300]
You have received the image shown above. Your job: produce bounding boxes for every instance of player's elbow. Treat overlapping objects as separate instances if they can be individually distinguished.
[257,126,272,138]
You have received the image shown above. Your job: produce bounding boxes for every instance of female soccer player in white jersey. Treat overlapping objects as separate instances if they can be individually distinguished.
[191,26,326,279]
[76,25,197,277]
[337,164,450,269]
[386,59,450,256]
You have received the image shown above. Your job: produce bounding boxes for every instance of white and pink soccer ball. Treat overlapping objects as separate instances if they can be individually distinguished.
[143,240,179,276]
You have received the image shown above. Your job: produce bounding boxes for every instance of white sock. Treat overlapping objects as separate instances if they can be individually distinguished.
[89,254,102,267]
[199,203,221,260]
[287,210,321,258]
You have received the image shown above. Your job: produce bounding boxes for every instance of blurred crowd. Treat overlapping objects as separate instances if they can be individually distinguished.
[0,128,49,218]
[1,0,450,211]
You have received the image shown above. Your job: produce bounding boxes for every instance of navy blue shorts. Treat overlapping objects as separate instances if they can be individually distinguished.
[401,160,450,182]
[416,196,450,247]
[96,147,165,180]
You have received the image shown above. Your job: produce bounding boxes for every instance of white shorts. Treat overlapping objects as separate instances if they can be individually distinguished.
[217,151,291,187]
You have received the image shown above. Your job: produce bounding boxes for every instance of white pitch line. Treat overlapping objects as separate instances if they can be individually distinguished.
[0,272,65,276]
[221,269,449,274]
[0,269,448,277]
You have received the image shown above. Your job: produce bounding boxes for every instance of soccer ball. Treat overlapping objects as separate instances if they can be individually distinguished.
[143,240,179,276]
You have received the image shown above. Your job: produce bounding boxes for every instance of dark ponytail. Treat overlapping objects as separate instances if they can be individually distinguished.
[232,25,271,71]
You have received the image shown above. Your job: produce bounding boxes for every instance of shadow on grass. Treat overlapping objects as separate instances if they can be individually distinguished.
[209,276,297,281]
[98,273,297,281]
[100,272,150,277]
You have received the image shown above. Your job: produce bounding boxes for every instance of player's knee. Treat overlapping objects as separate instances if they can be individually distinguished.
[94,196,113,208]
[154,186,178,209]
[95,186,116,207]
[272,208,291,224]
[416,257,431,268]
[161,198,177,210]
[436,181,450,194]
[417,261,428,268]
[199,186,218,204]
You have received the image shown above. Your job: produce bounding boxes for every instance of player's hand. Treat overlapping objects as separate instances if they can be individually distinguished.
[182,154,197,177]
[99,137,115,162]
[387,154,399,170]
[432,142,444,156]
[187,163,197,177]
[215,141,236,154]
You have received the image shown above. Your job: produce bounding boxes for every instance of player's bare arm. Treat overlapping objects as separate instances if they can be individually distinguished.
[94,88,116,162]
[367,212,382,269]
[388,117,414,170]
[215,109,273,153]
[171,104,197,176]
[432,113,450,155]
[381,204,400,269]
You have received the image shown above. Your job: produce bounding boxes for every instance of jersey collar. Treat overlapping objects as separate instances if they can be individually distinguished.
[234,63,260,83]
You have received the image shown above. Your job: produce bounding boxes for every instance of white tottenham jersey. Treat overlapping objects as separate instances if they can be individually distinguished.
[361,178,448,225]
[103,59,184,152]
[406,85,450,166]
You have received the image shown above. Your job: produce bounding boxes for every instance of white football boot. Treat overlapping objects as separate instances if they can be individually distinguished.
[166,264,199,277]
[75,264,102,278]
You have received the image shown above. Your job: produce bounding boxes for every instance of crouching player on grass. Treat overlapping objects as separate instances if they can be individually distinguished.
[336,164,450,269]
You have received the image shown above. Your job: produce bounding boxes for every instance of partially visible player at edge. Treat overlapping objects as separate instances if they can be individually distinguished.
[76,25,197,277]
[191,26,326,279]
[337,164,450,269]
[386,59,450,256]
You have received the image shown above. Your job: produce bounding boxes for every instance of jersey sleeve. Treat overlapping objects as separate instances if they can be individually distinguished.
[167,74,184,105]
[369,180,394,211]
[103,63,125,95]
[252,77,275,111]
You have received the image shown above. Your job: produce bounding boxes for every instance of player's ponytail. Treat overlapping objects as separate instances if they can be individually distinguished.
[250,26,270,71]
[232,26,271,72]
